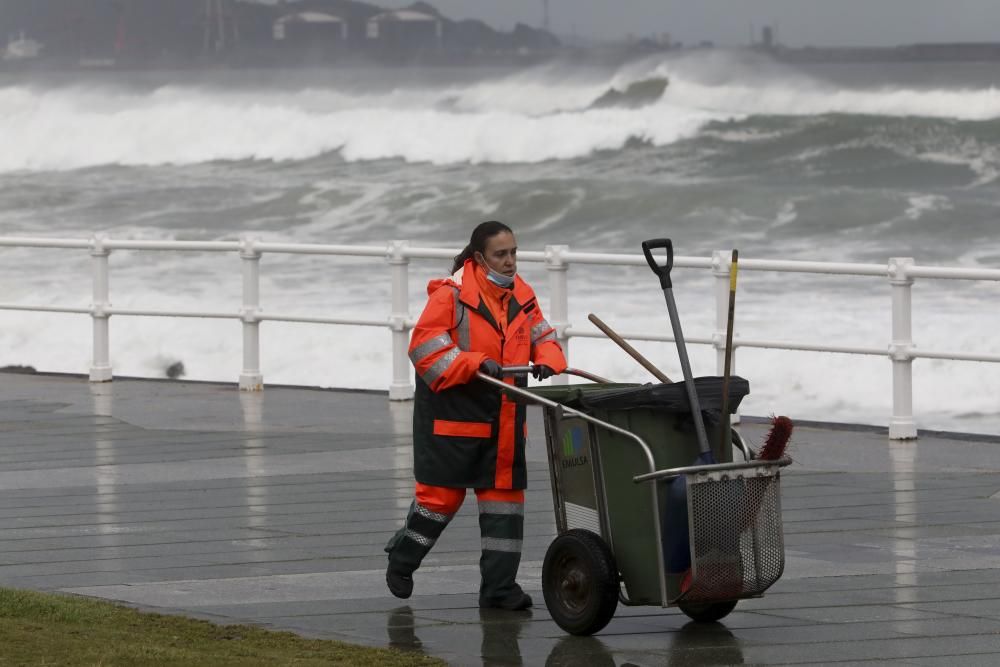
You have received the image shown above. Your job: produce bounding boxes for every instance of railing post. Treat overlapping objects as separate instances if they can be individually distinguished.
[388,240,414,401]
[545,244,570,386]
[239,234,263,391]
[89,234,112,382]
[888,257,917,440]
[712,250,739,423]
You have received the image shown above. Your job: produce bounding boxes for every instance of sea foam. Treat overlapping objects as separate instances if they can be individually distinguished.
[3,54,1000,172]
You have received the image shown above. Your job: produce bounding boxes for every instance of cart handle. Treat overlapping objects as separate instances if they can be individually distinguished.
[476,372,657,469]
[632,456,792,484]
[500,365,610,383]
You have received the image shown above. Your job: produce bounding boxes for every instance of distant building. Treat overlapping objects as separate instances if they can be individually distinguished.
[0,0,562,68]
[274,11,348,43]
[366,9,442,54]
[269,10,350,62]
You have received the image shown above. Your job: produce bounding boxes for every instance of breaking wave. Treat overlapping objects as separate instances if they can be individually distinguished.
[2,53,1000,172]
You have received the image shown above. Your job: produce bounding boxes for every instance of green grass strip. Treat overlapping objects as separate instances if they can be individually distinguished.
[0,587,444,666]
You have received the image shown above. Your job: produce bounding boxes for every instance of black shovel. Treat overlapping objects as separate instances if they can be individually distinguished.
[642,238,714,578]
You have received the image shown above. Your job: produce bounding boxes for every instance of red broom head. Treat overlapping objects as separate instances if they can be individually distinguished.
[757,415,793,461]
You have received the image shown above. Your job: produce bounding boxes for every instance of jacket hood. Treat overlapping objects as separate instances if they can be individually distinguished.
[425,264,464,297]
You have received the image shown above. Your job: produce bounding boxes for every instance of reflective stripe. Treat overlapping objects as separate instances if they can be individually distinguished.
[530,319,554,343]
[422,347,460,385]
[409,333,453,365]
[405,528,435,548]
[481,537,522,553]
[415,503,452,524]
[478,501,523,516]
[532,330,557,345]
[433,419,492,438]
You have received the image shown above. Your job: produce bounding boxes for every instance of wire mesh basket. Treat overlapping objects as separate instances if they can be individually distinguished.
[676,467,785,603]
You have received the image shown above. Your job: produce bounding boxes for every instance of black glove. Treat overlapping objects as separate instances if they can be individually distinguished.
[531,364,556,380]
[480,359,503,378]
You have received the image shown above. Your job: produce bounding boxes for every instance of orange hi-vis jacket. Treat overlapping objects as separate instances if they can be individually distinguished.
[409,259,567,490]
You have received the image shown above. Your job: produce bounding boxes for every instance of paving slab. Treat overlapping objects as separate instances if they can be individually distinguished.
[1,371,1000,665]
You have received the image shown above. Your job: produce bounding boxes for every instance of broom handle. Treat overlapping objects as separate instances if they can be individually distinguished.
[719,249,739,454]
[588,313,673,383]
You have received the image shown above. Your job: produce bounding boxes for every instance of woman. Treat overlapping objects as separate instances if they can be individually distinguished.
[385,220,567,610]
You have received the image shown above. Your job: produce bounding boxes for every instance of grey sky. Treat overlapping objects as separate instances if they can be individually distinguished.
[374,1,1000,47]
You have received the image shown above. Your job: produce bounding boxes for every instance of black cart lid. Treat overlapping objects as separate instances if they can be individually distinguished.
[527,376,750,414]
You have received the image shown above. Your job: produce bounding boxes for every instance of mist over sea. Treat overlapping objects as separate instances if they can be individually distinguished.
[1,51,998,434]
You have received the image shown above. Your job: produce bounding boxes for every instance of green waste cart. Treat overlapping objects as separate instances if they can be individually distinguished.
[480,369,791,636]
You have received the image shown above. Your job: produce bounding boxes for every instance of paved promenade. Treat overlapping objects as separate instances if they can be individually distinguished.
[2,371,1000,665]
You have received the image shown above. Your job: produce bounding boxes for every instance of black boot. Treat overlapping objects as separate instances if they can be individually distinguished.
[385,500,453,599]
[385,559,414,599]
[480,581,533,611]
[477,497,531,610]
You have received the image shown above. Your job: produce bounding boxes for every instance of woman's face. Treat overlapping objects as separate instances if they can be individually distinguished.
[476,231,517,277]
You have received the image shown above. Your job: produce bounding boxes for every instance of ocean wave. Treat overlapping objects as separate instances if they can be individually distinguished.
[666,76,1000,121]
[0,82,721,171]
[3,54,1000,172]
[692,111,1000,187]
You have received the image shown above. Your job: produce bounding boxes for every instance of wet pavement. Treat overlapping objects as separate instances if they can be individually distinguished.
[2,371,1000,665]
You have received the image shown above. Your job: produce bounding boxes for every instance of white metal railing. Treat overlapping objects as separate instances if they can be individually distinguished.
[2,234,1000,440]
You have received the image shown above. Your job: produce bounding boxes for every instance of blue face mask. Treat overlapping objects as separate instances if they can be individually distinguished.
[486,266,515,288]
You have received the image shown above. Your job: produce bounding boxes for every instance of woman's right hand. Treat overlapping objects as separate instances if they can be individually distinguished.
[479,359,503,378]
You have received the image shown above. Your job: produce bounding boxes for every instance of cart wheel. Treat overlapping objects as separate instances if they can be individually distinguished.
[542,529,619,636]
[677,599,738,623]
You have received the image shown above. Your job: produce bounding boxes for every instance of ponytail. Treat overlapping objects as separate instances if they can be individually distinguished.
[451,220,513,274]
[450,246,477,275]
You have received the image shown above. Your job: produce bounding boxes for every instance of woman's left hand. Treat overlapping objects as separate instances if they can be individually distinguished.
[531,364,556,380]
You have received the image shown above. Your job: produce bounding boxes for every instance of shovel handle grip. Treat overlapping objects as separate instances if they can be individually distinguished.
[642,238,674,289]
